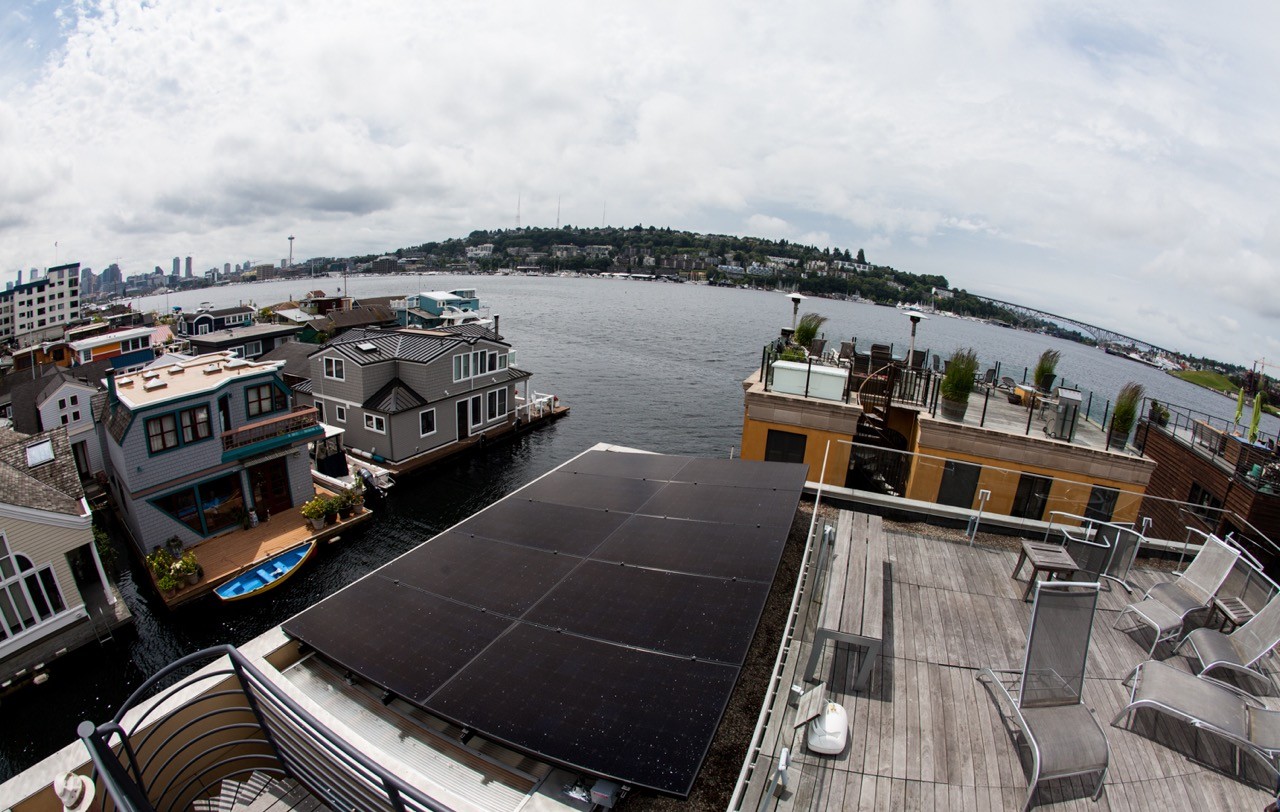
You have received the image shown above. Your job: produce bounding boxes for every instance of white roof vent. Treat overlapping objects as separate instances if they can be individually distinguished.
[168,366,185,375]
[117,376,134,387]
[143,370,160,379]
[356,342,378,352]
[203,364,221,375]
[227,359,249,369]
[143,379,168,391]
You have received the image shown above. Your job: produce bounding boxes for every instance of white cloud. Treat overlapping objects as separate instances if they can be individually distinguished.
[0,0,1277,363]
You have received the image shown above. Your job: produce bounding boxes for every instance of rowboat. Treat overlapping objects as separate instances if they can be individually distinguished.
[214,541,317,602]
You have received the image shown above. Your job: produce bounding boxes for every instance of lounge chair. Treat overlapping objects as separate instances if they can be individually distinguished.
[999,375,1018,391]
[1112,660,1280,783]
[808,338,827,359]
[1114,534,1240,656]
[978,582,1109,811]
[1177,591,1280,689]
[838,341,854,367]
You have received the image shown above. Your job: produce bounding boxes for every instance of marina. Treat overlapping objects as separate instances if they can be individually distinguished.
[2,276,1279,811]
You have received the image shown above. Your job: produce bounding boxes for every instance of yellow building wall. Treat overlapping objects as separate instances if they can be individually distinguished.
[740,416,852,486]
[907,446,1145,523]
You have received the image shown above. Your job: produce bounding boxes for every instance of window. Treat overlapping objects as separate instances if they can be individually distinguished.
[79,349,91,363]
[152,473,245,536]
[335,405,347,422]
[488,351,499,371]
[146,405,210,453]
[180,405,211,443]
[69,395,78,406]
[936,460,981,509]
[232,346,246,359]
[0,535,66,642]
[1084,486,1120,522]
[1189,483,1222,521]
[419,408,436,436]
[453,353,472,382]
[26,440,55,467]
[315,401,325,422]
[764,429,807,464]
[470,395,483,428]
[146,414,179,453]
[486,388,508,421]
[1011,474,1052,520]
[324,357,345,380]
[364,413,386,434]
[244,340,263,357]
[58,398,66,410]
[474,350,489,375]
[71,410,80,421]
[497,353,508,370]
[121,336,148,353]
[246,383,283,417]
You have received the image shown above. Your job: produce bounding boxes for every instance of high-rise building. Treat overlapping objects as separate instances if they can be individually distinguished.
[173,257,181,276]
[224,262,231,275]
[185,256,193,277]
[0,262,81,344]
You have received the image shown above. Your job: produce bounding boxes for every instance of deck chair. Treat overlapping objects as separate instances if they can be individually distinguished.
[978,582,1109,811]
[999,375,1018,391]
[909,348,926,369]
[807,338,826,358]
[869,343,893,371]
[1114,534,1240,655]
[1112,660,1280,783]
[977,368,996,389]
[1177,593,1280,689]
[931,354,942,373]
[1096,523,1143,594]
[838,341,854,366]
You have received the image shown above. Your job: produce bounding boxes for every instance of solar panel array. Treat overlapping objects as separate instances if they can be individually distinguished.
[284,449,807,796]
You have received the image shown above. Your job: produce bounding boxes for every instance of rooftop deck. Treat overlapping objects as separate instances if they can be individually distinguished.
[738,511,1274,811]
[939,385,1116,453]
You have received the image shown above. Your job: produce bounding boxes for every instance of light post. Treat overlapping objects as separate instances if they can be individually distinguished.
[904,307,928,366]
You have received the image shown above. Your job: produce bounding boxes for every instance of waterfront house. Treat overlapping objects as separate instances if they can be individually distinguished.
[182,322,300,360]
[390,289,487,329]
[8,364,111,480]
[294,304,397,344]
[740,345,1155,526]
[68,326,157,371]
[175,305,254,337]
[0,426,126,680]
[307,325,528,466]
[100,352,323,555]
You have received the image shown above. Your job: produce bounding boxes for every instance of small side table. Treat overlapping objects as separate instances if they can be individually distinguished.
[1013,541,1080,602]
[1212,596,1255,632]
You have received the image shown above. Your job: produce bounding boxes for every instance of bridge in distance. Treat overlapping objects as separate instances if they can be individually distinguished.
[968,293,1173,355]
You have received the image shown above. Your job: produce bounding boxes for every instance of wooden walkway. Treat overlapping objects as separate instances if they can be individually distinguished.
[738,511,1274,811]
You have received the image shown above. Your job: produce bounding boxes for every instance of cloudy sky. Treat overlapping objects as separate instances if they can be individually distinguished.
[1,1,1276,364]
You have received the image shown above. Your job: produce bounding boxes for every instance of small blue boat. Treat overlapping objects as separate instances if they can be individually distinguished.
[214,541,317,602]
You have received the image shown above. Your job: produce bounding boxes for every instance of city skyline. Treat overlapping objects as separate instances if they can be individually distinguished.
[2,2,1278,365]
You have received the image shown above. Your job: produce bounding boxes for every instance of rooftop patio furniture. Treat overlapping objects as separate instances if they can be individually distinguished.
[808,338,827,359]
[869,344,893,372]
[1177,591,1280,691]
[909,348,926,369]
[1095,522,1144,594]
[1112,660,1280,784]
[1114,534,1240,656]
[976,367,996,389]
[1012,526,1111,602]
[837,341,854,367]
[978,581,1109,811]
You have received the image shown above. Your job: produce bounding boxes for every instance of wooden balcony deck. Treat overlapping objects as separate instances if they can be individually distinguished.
[738,511,1275,811]
[163,488,372,608]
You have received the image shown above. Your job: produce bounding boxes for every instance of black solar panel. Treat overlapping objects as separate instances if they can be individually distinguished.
[394,531,580,616]
[524,561,770,663]
[592,514,788,582]
[460,500,629,556]
[283,448,808,797]
[427,623,740,798]
[515,469,666,513]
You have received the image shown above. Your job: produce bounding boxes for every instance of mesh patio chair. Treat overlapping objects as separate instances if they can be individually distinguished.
[1177,592,1280,689]
[979,582,1110,811]
[870,343,893,372]
[1112,660,1280,783]
[1096,523,1143,594]
[838,341,855,367]
[807,338,827,359]
[1114,534,1240,656]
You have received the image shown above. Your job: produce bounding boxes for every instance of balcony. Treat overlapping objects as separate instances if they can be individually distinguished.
[221,407,323,462]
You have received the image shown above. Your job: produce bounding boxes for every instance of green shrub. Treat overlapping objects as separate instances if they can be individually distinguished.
[1111,382,1145,443]
[940,348,980,402]
[793,312,828,349]
[1033,349,1061,385]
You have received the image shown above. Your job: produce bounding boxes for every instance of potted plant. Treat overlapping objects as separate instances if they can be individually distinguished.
[938,348,979,421]
[156,571,180,598]
[177,551,201,586]
[323,495,340,525]
[336,489,355,520]
[1109,381,1145,450]
[1033,349,1061,393]
[792,312,829,354]
[1148,399,1170,427]
[146,547,175,580]
[350,479,365,513]
[300,497,327,530]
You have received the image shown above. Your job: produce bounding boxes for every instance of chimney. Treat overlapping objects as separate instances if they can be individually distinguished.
[493,315,500,340]
[105,368,117,405]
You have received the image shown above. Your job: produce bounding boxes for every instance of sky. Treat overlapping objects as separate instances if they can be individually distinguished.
[1,1,1277,365]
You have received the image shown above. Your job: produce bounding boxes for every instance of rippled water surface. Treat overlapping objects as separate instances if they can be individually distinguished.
[0,275,1268,780]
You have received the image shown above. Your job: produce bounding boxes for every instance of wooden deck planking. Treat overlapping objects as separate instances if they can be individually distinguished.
[740,510,1273,811]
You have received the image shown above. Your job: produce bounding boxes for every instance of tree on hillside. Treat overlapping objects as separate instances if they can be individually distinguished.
[856,249,866,264]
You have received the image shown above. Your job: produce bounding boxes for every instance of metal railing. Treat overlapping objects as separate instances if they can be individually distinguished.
[79,645,452,812]
[1135,398,1279,488]
[759,342,936,410]
[222,407,320,452]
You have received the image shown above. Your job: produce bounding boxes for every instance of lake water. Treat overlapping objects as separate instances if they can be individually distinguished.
[0,274,1268,781]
